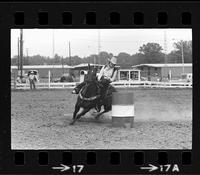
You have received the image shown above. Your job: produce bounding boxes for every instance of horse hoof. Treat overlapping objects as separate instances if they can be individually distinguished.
[91,112,98,116]
[95,115,100,120]
[69,121,74,125]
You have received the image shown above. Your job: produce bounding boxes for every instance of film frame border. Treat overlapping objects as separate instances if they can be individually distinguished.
[0,1,199,174]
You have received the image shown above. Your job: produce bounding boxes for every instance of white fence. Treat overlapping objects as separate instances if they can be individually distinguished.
[11,81,192,90]
[111,81,192,88]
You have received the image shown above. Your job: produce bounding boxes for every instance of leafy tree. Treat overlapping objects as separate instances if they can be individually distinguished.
[54,54,61,64]
[11,56,18,65]
[98,51,113,65]
[83,54,97,64]
[82,51,113,65]
[167,40,192,63]
[138,43,165,63]
[116,52,132,68]
[132,53,148,65]
[139,43,163,54]
[70,56,83,65]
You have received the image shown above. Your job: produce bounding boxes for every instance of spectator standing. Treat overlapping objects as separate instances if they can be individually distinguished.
[28,71,37,90]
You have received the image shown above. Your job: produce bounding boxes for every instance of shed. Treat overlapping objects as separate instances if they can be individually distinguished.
[132,63,192,81]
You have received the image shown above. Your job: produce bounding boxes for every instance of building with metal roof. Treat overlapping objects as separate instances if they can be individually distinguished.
[11,64,73,69]
[132,63,192,81]
[132,63,192,68]
[11,64,73,79]
[72,63,103,70]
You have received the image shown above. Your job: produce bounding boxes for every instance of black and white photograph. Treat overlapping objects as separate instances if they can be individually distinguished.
[11,29,192,149]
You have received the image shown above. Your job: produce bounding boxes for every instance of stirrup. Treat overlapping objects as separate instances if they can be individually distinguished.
[95,106,101,112]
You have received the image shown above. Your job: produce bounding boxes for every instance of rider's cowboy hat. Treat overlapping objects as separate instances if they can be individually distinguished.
[108,57,117,65]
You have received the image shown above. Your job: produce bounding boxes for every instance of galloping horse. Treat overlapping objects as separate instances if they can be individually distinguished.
[69,65,115,125]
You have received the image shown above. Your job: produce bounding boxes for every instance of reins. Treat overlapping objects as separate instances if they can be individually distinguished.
[78,84,101,101]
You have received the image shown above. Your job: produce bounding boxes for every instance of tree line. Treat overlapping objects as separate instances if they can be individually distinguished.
[11,40,192,68]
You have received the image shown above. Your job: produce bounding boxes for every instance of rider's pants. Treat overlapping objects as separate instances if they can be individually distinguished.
[29,79,36,90]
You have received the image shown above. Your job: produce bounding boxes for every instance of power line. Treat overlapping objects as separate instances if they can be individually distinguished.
[71,37,187,43]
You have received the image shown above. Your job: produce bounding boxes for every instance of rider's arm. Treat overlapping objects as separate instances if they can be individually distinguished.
[97,66,105,81]
[110,69,118,82]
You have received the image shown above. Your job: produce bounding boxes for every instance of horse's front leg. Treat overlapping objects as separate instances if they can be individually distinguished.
[76,108,91,120]
[70,108,90,125]
[69,104,80,125]
[73,104,80,119]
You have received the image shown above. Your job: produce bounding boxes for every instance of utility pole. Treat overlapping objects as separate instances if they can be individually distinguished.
[69,42,71,66]
[97,29,101,65]
[17,37,20,71]
[163,31,168,80]
[69,42,71,75]
[26,48,29,65]
[61,56,64,74]
[164,31,167,65]
[52,29,55,81]
[181,41,185,74]
[52,29,55,59]
[19,29,23,79]
[26,48,28,57]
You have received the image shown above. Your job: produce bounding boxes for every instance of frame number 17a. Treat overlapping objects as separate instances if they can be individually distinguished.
[140,164,180,173]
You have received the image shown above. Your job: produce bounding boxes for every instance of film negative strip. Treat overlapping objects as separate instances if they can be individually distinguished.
[0,0,199,174]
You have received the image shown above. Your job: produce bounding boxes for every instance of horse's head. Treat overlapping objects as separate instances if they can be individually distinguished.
[80,66,100,98]
[85,66,98,83]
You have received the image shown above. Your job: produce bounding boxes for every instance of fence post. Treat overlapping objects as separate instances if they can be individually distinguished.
[13,74,16,89]
[48,70,51,89]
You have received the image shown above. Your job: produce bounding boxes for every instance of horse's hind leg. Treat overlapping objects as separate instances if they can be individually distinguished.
[95,103,111,120]
[95,108,110,120]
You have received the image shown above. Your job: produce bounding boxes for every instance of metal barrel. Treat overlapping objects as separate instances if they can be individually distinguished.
[111,91,134,128]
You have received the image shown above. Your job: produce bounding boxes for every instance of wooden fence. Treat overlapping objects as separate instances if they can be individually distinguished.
[11,81,192,90]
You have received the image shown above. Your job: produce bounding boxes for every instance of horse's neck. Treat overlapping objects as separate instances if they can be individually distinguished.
[81,83,98,98]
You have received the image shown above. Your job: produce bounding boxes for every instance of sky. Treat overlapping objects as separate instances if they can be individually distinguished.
[11,29,192,58]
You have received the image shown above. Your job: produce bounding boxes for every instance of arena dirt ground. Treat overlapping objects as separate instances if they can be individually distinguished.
[11,88,192,149]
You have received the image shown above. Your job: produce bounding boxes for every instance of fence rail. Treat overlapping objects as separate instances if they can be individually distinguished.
[11,81,192,90]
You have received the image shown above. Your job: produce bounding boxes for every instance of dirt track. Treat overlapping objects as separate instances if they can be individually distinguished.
[11,88,192,149]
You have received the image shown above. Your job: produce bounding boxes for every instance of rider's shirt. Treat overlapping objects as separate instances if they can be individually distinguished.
[29,74,37,81]
[98,65,117,82]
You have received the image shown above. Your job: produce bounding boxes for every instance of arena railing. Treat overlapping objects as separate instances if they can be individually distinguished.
[11,81,192,90]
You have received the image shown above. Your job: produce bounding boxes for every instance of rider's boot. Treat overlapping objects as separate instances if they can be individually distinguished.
[71,88,79,94]
[72,82,86,94]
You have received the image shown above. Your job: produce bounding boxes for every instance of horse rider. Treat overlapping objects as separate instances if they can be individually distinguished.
[72,57,118,111]
[97,56,118,83]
